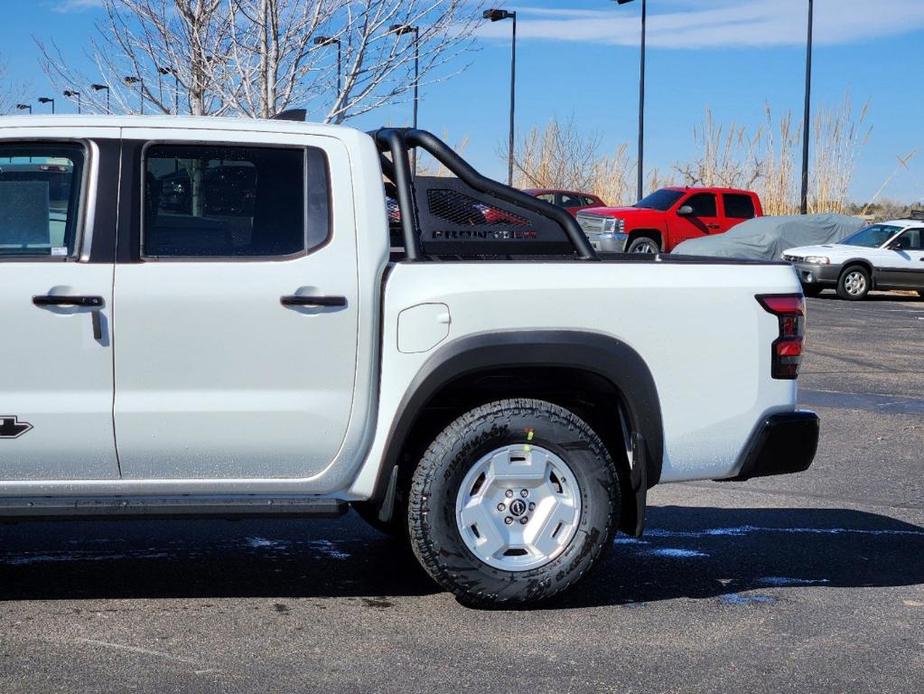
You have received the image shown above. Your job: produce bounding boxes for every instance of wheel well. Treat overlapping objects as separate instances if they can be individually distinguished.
[628,229,662,248]
[389,366,639,534]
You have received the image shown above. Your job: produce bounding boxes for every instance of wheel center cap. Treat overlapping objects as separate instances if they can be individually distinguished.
[509,499,527,517]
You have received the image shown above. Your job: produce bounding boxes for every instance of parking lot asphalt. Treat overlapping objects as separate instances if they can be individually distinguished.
[1,292,922,694]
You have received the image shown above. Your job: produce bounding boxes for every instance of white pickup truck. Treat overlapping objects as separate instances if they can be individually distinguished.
[0,116,818,606]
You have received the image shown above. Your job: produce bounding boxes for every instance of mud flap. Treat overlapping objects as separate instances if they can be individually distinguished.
[629,432,647,537]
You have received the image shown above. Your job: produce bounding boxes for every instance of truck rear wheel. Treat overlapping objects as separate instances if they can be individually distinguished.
[407,398,620,607]
[626,235,660,254]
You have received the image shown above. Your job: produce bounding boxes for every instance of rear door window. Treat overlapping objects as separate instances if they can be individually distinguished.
[143,144,329,258]
[723,194,756,219]
[560,193,583,208]
[0,142,85,258]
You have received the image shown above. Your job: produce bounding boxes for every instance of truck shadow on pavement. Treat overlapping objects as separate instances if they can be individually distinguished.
[0,506,921,605]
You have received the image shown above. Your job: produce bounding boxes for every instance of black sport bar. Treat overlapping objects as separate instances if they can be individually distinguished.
[372,128,598,262]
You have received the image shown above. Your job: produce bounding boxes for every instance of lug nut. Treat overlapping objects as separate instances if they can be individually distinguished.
[505,489,514,498]
[519,517,528,525]
[497,503,506,512]
[528,502,536,511]
[520,489,529,498]
[505,516,514,525]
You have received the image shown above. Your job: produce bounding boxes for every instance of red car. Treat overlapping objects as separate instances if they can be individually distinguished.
[576,187,763,254]
[523,189,607,217]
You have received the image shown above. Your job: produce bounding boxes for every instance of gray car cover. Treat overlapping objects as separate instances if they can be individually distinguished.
[672,214,864,260]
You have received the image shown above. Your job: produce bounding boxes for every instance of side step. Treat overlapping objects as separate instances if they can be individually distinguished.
[0,495,347,520]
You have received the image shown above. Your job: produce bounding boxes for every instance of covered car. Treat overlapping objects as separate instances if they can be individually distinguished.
[672,213,864,261]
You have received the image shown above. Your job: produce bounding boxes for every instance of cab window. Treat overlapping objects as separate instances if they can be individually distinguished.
[684,193,717,217]
[0,142,85,258]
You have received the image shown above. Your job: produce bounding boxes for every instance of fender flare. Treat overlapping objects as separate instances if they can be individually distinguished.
[373,330,664,512]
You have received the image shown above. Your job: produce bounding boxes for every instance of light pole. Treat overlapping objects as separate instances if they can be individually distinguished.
[64,90,81,114]
[124,76,144,114]
[159,66,180,114]
[484,9,517,186]
[614,0,646,202]
[91,84,110,113]
[314,36,342,97]
[390,24,420,173]
[15,103,31,115]
[616,0,648,200]
[800,0,814,215]
[38,97,55,114]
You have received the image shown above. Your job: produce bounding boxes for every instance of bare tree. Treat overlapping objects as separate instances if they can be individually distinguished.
[36,0,484,122]
[512,116,635,206]
[0,53,27,114]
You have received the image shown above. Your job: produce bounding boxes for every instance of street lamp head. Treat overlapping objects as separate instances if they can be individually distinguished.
[314,35,339,46]
[15,104,30,110]
[124,76,141,85]
[389,23,417,35]
[614,0,637,4]
[90,83,109,92]
[37,97,54,104]
[483,9,514,21]
[157,66,173,75]
[63,90,80,97]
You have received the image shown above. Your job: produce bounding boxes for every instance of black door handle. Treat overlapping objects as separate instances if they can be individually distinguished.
[280,295,347,307]
[33,295,104,308]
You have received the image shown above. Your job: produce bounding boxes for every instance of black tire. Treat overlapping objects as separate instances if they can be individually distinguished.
[626,235,660,254]
[836,264,871,301]
[407,398,621,608]
[801,284,823,297]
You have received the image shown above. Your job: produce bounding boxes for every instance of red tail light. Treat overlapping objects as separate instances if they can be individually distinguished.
[757,294,805,379]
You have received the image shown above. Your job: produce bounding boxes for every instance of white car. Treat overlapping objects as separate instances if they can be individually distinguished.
[783,218,924,300]
[0,115,819,607]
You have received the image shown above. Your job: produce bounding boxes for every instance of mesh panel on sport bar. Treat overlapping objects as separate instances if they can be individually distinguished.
[427,188,528,227]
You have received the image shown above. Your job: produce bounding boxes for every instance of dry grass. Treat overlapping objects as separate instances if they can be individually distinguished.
[509,96,873,214]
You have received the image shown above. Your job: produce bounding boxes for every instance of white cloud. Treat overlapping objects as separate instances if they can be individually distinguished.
[53,0,104,12]
[478,0,924,48]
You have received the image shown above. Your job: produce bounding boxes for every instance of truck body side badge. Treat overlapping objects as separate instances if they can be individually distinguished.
[0,416,32,439]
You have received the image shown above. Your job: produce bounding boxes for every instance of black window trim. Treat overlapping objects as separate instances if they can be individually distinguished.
[138,139,332,263]
[0,138,93,263]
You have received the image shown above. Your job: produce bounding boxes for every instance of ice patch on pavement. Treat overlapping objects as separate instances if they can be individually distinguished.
[758,576,830,587]
[719,593,777,606]
[615,537,649,545]
[644,525,924,539]
[245,537,288,549]
[1,551,171,565]
[644,548,708,558]
[308,540,351,560]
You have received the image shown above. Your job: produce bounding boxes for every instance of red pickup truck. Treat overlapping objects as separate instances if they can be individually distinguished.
[576,187,763,254]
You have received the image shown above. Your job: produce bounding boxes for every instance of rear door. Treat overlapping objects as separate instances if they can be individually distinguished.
[721,193,757,231]
[0,136,120,480]
[113,129,359,480]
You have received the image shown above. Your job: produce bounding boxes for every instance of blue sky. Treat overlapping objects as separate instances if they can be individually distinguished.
[4,0,924,203]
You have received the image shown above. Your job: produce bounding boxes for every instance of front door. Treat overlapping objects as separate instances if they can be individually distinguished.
[0,139,119,480]
[113,130,359,480]
[671,192,720,243]
[877,227,924,289]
